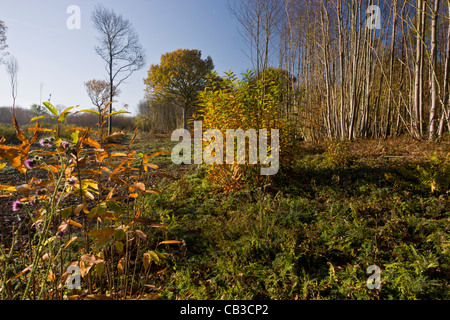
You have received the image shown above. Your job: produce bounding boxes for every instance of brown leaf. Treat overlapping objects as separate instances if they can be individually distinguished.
[80,254,104,264]
[135,229,147,241]
[15,184,30,196]
[8,264,32,282]
[74,202,88,216]
[79,260,94,277]
[84,294,113,300]
[58,221,69,233]
[134,182,146,195]
[117,257,125,274]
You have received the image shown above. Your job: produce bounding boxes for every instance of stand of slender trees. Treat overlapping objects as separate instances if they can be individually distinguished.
[229,0,450,141]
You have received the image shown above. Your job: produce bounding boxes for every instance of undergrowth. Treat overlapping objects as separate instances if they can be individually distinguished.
[144,144,449,300]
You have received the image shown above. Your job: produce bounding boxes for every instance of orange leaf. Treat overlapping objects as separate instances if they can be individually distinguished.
[86,228,116,237]
[129,128,139,147]
[63,236,78,249]
[83,137,101,149]
[69,219,83,228]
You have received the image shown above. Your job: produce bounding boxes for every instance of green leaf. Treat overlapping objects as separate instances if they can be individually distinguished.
[43,102,58,116]
[149,250,160,263]
[31,115,55,122]
[71,131,79,144]
[105,110,130,118]
[43,236,57,247]
[106,201,122,214]
[114,228,126,241]
[61,207,72,220]
[58,106,74,122]
[95,262,105,278]
[114,241,124,253]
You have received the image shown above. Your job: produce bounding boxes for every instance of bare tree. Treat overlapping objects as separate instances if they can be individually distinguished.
[5,56,18,115]
[84,79,119,125]
[228,0,283,75]
[0,20,7,63]
[91,5,145,135]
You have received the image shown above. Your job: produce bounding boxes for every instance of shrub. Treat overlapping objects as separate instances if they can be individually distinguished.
[197,69,296,192]
[0,102,177,300]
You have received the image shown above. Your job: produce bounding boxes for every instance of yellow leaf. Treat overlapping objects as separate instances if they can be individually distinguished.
[0,163,6,170]
[158,240,181,245]
[147,151,170,159]
[0,184,17,192]
[143,253,151,272]
[74,202,88,216]
[149,251,160,263]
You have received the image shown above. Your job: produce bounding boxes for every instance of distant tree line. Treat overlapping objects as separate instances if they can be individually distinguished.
[0,106,133,131]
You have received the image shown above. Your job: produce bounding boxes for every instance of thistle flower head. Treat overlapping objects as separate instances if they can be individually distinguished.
[12,200,22,212]
[60,140,70,150]
[24,159,36,170]
[39,137,54,148]
[68,177,77,186]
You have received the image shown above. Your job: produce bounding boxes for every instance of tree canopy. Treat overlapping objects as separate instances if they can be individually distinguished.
[144,48,214,130]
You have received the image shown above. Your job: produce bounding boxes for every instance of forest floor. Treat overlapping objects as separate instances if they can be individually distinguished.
[135,134,450,299]
[0,132,448,299]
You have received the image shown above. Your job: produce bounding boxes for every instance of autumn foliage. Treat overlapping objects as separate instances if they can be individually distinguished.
[0,102,178,300]
[197,69,295,192]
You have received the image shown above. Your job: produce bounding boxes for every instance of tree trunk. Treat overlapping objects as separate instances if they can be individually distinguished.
[385,0,398,139]
[109,55,114,136]
[429,0,440,140]
[439,0,450,137]
[182,105,188,131]
[413,0,423,139]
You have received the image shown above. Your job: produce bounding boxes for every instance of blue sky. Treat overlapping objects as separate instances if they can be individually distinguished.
[0,0,250,115]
